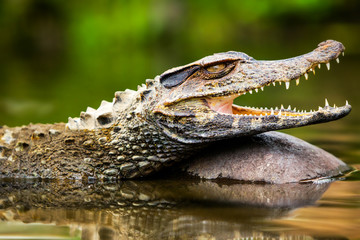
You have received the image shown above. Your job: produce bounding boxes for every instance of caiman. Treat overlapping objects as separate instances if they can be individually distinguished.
[0,40,351,180]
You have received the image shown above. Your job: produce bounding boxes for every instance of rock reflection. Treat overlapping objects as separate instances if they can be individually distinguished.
[0,179,331,240]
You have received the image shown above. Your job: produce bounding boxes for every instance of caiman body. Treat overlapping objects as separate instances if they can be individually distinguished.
[0,40,351,180]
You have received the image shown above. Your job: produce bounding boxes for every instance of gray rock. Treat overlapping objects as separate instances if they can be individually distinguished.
[184,131,351,183]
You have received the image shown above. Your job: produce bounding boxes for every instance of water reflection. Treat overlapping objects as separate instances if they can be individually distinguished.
[0,179,332,240]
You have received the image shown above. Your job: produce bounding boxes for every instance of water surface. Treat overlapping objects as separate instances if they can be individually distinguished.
[0,126,359,240]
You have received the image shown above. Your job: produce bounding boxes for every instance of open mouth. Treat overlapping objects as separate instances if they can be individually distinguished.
[205,52,349,118]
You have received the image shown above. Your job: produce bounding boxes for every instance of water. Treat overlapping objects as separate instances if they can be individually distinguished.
[0,2,359,239]
[0,175,359,239]
[0,125,359,240]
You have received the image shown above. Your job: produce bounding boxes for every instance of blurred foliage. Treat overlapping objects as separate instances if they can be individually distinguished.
[0,0,359,126]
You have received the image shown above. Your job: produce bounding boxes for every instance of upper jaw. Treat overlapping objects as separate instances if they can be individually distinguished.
[207,40,345,99]
[255,39,345,87]
[161,40,345,106]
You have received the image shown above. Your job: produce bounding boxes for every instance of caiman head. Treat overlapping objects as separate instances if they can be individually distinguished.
[151,40,351,143]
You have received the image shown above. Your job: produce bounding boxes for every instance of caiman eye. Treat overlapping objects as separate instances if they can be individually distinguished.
[205,63,226,73]
[202,62,235,79]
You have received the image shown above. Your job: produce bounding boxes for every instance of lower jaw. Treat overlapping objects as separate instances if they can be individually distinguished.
[205,97,308,117]
[231,105,312,117]
[205,94,347,118]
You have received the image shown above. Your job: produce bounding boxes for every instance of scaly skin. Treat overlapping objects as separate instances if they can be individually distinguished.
[0,40,351,179]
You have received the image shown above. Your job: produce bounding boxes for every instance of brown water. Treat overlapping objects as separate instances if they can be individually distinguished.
[0,124,359,240]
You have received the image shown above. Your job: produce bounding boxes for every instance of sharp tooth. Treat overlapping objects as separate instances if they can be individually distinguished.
[285,81,290,89]
[318,106,322,110]
[288,105,291,110]
[336,58,340,63]
[275,106,278,110]
[311,68,315,75]
[279,82,282,85]
[272,82,276,86]
[318,64,321,69]
[271,108,274,115]
[249,90,252,94]
[261,87,264,91]
[325,98,329,107]
[346,100,349,105]
[333,104,336,108]
[304,73,308,80]
[296,78,300,86]
[342,52,345,56]
[255,89,258,93]
[278,109,282,116]
[326,62,330,70]
[293,107,296,111]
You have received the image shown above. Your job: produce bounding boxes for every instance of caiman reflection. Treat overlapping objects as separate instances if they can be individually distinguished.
[0,179,330,240]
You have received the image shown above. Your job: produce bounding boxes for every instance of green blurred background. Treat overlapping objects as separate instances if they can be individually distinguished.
[0,0,359,128]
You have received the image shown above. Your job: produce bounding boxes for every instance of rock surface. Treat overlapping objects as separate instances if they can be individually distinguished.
[184,131,351,183]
